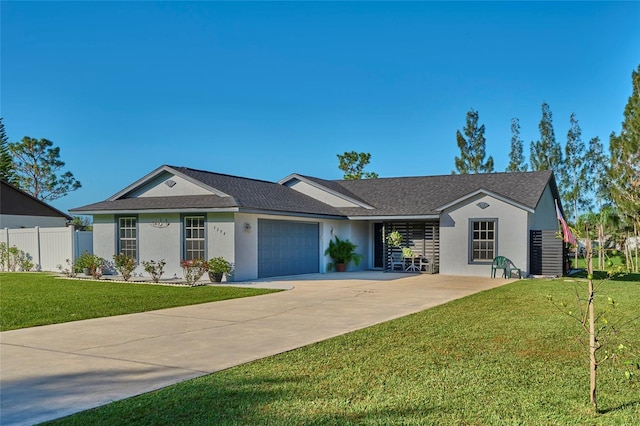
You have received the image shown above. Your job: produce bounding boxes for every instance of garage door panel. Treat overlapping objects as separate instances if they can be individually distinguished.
[258,220,319,278]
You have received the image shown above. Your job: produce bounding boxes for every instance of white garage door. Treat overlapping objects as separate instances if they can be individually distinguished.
[258,219,320,278]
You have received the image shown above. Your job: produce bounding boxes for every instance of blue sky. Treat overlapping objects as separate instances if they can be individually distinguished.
[2,1,639,214]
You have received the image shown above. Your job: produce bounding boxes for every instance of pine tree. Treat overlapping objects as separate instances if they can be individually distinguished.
[337,151,378,180]
[530,102,563,175]
[609,65,640,224]
[453,109,494,174]
[584,136,609,209]
[8,136,81,201]
[506,117,527,172]
[561,113,589,223]
[0,118,15,183]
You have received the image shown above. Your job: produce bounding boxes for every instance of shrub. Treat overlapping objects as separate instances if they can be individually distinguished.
[0,243,34,272]
[142,259,166,283]
[113,253,136,281]
[57,259,77,277]
[0,243,8,271]
[76,251,105,279]
[17,251,34,272]
[180,259,208,286]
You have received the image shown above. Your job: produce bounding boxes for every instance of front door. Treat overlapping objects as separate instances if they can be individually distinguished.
[374,223,384,268]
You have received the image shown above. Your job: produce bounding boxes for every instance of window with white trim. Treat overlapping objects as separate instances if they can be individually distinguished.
[470,219,496,262]
[118,217,137,261]
[184,216,205,260]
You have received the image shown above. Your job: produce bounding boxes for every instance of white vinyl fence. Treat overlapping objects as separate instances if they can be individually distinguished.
[1,226,93,272]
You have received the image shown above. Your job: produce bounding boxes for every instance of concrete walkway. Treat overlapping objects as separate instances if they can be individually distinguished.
[0,272,513,425]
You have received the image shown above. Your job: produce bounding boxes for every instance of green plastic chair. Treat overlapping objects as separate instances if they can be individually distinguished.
[491,256,522,279]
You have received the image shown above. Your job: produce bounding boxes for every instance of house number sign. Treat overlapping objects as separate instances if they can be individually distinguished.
[150,219,170,228]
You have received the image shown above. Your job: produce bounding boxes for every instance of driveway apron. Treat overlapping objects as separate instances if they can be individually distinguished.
[0,272,513,425]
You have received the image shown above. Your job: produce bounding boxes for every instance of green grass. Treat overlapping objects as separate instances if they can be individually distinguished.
[47,277,640,425]
[573,254,638,271]
[0,273,279,331]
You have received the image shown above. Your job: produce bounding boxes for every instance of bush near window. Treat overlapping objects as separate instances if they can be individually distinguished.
[113,253,136,281]
[180,259,208,285]
[142,259,166,283]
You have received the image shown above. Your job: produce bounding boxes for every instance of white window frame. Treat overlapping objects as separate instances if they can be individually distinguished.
[118,216,138,261]
[184,216,206,260]
[469,218,497,263]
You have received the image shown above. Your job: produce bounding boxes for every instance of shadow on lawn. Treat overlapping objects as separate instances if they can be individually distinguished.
[43,371,438,425]
[599,400,640,414]
[570,270,640,282]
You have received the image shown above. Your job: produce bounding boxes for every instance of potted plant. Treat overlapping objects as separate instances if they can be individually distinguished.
[386,230,403,248]
[324,236,363,272]
[75,251,93,276]
[74,252,105,279]
[207,257,232,283]
[87,254,105,279]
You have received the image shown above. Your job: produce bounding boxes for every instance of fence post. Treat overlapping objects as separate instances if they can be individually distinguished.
[70,226,76,262]
[35,226,42,271]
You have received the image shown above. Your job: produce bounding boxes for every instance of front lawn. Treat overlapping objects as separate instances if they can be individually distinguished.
[47,277,640,425]
[0,273,279,331]
[572,253,638,271]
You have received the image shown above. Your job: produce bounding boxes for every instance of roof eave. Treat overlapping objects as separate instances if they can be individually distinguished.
[69,207,241,215]
[347,214,440,221]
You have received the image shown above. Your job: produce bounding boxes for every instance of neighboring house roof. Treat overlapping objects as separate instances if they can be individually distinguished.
[71,166,560,219]
[0,180,72,220]
[71,166,345,218]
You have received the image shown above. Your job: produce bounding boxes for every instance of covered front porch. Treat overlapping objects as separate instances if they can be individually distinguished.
[372,220,440,273]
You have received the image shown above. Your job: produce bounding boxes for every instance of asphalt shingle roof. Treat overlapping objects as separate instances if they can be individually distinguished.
[71,166,556,219]
[315,170,556,217]
[173,167,344,216]
[72,166,344,217]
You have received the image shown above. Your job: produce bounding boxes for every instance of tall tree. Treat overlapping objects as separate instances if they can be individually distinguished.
[453,109,494,174]
[584,136,609,209]
[506,117,527,172]
[8,136,81,201]
[584,135,611,268]
[337,151,378,180]
[0,118,15,183]
[561,113,589,224]
[530,102,563,175]
[609,65,640,225]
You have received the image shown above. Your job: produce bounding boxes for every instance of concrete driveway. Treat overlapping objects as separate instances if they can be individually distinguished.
[0,272,513,425]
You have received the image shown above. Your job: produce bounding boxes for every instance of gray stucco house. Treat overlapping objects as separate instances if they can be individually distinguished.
[70,165,565,281]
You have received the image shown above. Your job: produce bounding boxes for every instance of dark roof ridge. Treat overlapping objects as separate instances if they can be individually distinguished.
[328,169,552,182]
[169,165,278,185]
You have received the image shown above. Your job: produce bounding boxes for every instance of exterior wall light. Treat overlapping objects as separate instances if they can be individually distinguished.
[244,222,252,233]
